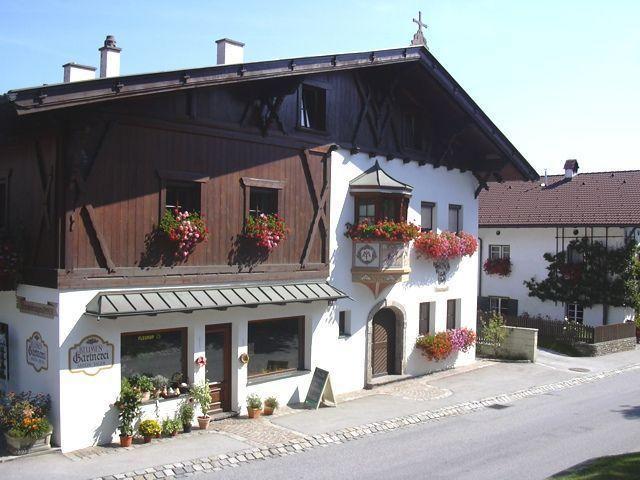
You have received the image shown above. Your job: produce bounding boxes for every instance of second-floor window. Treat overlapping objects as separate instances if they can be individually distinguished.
[355,196,406,223]
[448,204,462,233]
[165,181,201,213]
[419,301,433,335]
[446,299,458,330]
[421,202,435,232]
[489,245,510,260]
[249,187,278,216]
[566,303,584,324]
[299,85,327,131]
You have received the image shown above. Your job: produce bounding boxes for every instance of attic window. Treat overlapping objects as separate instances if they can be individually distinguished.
[299,85,326,131]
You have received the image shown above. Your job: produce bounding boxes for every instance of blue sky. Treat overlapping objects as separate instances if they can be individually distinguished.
[1,0,638,175]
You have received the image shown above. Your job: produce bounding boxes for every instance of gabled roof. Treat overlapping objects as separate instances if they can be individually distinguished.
[1,44,538,182]
[479,170,640,227]
[349,161,413,195]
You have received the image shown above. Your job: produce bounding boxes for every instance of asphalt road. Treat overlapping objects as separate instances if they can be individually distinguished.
[206,369,640,480]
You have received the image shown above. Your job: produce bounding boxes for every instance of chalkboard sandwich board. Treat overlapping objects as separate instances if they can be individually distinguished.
[304,367,337,409]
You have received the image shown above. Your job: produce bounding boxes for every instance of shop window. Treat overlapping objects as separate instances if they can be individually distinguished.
[249,187,278,216]
[489,245,510,260]
[248,317,304,377]
[421,202,435,232]
[566,303,584,324]
[165,181,201,213]
[446,299,459,330]
[121,328,187,384]
[299,85,327,131]
[419,302,433,335]
[338,310,351,337]
[448,204,462,233]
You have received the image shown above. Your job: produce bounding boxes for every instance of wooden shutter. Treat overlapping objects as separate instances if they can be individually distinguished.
[506,298,519,317]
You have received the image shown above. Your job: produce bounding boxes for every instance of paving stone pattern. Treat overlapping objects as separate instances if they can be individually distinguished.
[88,363,640,480]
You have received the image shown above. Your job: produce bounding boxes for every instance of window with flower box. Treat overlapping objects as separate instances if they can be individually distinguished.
[419,301,434,335]
[421,202,435,233]
[121,328,188,384]
[489,245,510,260]
[448,204,462,233]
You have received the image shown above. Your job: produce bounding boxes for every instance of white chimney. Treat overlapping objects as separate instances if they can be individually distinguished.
[99,35,121,78]
[215,38,244,65]
[564,159,579,180]
[62,62,96,83]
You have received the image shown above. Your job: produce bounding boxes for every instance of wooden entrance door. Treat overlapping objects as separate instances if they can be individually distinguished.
[205,324,231,412]
[372,308,396,376]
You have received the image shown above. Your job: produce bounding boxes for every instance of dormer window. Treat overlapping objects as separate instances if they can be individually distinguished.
[299,85,327,131]
[349,161,413,224]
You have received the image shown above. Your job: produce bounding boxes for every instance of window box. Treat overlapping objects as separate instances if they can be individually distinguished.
[483,257,512,276]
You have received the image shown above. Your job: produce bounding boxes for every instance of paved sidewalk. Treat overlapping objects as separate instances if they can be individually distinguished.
[1,347,637,480]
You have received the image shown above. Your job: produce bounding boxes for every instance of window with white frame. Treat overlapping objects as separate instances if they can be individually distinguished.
[489,297,510,317]
[566,303,584,324]
[489,245,510,260]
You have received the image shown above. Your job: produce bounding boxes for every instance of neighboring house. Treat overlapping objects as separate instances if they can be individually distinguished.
[478,160,640,326]
[0,31,536,451]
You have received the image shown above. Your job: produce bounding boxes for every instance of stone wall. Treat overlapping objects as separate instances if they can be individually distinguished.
[477,326,538,362]
[574,338,637,356]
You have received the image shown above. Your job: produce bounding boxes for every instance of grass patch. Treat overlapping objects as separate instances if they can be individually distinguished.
[538,339,585,357]
[550,452,640,479]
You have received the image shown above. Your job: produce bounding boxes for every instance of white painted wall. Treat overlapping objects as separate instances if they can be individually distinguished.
[479,226,636,326]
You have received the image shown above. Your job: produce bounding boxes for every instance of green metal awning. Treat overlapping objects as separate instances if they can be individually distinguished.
[85,281,348,318]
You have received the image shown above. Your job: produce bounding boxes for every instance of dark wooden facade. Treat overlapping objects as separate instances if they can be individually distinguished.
[0,48,537,290]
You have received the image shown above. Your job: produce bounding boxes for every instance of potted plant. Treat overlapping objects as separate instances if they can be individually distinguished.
[178,399,195,433]
[246,394,262,419]
[152,375,169,398]
[344,220,421,242]
[161,417,181,437]
[4,416,52,455]
[263,397,279,416]
[189,380,212,430]
[114,380,141,447]
[159,207,208,260]
[244,213,288,253]
[138,419,161,443]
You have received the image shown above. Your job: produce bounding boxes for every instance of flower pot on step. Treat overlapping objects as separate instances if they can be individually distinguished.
[197,416,211,430]
[182,423,192,434]
[119,435,133,448]
[247,407,262,419]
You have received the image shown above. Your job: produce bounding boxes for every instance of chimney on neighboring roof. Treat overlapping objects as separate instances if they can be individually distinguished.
[62,62,96,83]
[99,35,121,78]
[564,159,579,179]
[215,38,244,65]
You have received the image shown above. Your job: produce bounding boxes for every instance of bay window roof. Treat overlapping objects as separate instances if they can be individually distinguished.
[349,161,413,196]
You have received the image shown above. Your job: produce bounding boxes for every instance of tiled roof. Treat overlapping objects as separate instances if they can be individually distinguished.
[479,170,640,227]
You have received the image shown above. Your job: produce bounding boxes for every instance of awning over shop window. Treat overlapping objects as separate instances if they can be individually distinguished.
[85,281,348,318]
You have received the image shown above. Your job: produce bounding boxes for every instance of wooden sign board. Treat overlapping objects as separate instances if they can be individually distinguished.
[304,367,337,409]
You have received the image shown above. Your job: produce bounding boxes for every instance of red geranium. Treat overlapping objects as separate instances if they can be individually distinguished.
[159,208,208,260]
[345,220,421,243]
[483,257,512,276]
[415,332,453,361]
[244,213,288,253]
[414,231,478,261]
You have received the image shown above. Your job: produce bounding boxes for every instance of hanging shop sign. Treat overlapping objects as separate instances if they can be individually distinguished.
[68,335,114,376]
[26,331,48,372]
[0,322,8,380]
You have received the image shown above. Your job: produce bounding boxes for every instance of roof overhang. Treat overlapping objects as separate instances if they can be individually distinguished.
[85,281,349,319]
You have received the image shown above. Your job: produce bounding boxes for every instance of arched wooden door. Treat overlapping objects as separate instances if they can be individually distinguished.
[372,308,396,376]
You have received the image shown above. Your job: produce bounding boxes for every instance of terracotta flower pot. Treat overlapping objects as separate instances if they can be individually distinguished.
[247,407,262,419]
[143,436,152,444]
[263,406,274,416]
[141,391,151,402]
[197,416,211,430]
[119,435,133,448]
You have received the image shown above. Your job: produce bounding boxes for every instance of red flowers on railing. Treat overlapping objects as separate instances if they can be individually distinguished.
[159,208,208,260]
[483,257,512,276]
[415,328,477,362]
[244,213,288,253]
[414,231,478,261]
[344,220,421,243]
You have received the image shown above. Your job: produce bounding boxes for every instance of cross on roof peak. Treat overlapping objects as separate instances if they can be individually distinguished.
[411,11,429,49]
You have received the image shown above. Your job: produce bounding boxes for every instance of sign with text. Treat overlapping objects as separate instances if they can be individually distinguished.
[26,331,48,372]
[0,322,8,381]
[304,367,337,410]
[68,335,114,376]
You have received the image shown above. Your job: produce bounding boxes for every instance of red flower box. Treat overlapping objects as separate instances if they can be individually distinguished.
[344,220,420,243]
[244,213,288,253]
[483,258,512,276]
[159,208,208,260]
[414,231,478,261]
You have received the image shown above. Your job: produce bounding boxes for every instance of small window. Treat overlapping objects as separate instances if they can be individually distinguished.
[249,188,278,216]
[299,85,327,131]
[448,204,462,233]
[357,199,376,223]
[338,310,351,337]
[248,317,304,377]
[419,302,433,335]
[421,202,435,232]
[566,244,583,265]
[446,299,458,330]
[489,297,510,317]
[165,181,201,213]
[489,245,510,260]
[566,303,584,324]
[121,329,187,384]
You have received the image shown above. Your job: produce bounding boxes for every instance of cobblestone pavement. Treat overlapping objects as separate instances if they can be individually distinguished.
[87,362,640,480]
[210,416,303,446]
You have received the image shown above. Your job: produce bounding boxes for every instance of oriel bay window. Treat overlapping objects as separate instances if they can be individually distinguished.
[248,316,304,378]
[121,328,187,384]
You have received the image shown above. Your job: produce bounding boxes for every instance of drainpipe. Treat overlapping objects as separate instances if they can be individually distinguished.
[478,237,483,297]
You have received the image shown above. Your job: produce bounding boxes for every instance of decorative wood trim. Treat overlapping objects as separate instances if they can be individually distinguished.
[16,296,58,319]
[240,177,286,190]
[157,169,210,183]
